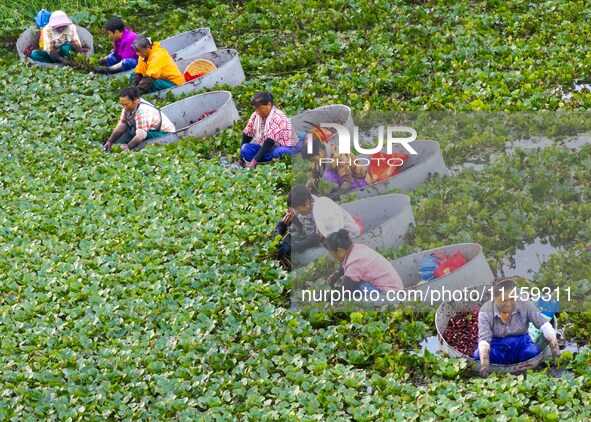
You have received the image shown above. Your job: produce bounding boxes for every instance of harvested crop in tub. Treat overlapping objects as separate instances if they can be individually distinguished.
[442,305,480,357]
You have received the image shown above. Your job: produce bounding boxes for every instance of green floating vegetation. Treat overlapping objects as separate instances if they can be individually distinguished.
[0,0,590,419]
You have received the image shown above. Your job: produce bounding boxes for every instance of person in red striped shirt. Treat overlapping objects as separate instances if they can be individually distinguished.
[240,92,301,169]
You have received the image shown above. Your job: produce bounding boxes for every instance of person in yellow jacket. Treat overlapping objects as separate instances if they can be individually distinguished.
[130,35,185,94]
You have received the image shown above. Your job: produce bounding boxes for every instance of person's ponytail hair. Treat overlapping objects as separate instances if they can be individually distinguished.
[132,34,153,51]
[323,228,352,252]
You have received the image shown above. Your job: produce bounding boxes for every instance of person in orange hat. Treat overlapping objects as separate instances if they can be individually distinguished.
[30,11,83,64]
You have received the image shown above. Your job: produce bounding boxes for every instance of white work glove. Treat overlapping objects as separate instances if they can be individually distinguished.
[478,340,491,378]
[541,322,561,364]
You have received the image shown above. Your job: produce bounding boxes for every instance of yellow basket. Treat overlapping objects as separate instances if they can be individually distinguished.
[184,59,217,78]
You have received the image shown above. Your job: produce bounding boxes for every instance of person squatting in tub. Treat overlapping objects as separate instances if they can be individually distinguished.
[95,17,139,74]
[323,229,404,293]
[103,86,175,152]
[130,35,185,94]
[30,11,83,65]
[240,91,302,169]
[271,184,363,269]
[474,277,561,378]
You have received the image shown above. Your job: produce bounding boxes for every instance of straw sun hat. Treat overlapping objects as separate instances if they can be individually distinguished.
[184,59,217,82]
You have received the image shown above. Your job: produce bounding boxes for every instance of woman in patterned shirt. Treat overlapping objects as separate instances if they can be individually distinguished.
[103,86,176,152]
[30,11,83,65]
[240,92,301,169]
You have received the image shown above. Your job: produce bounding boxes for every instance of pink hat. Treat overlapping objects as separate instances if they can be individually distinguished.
[48,11,72,28]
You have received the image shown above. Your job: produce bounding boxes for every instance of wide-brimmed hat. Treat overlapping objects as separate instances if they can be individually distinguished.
[48,11,72,28]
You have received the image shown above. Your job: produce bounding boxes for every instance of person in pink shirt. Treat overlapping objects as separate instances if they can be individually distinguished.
[324,229,404,293]
[240,91,301,169]
[96,18,138,74]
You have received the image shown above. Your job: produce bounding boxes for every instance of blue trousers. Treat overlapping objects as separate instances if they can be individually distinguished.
[473,333,540,365]
[343,277,382,294]
[355,281,382,293]
[241,139,302,162]
[107,52,138,72]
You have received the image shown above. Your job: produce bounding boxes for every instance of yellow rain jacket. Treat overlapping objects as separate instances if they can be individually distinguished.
[134,42,185,85]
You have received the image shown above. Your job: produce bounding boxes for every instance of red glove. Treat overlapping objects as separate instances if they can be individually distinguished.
[247,159,258,169]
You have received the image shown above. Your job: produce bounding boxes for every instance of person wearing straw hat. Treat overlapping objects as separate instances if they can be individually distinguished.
[95,17,138,74]
[272,184,362,264]
[240,91,301,169]
[30,11,83,64]
[323,229,403,293]
[474,277,561,378]
[130,35,185,94]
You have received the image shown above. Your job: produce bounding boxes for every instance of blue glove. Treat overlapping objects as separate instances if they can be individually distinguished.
[277,242,291,257]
